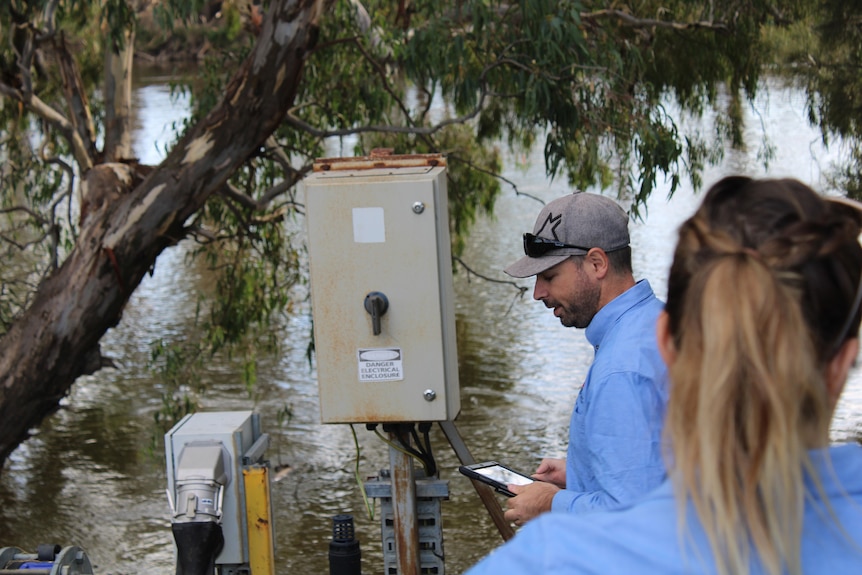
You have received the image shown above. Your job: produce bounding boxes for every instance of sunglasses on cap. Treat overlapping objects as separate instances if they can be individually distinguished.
[523,233,591,258]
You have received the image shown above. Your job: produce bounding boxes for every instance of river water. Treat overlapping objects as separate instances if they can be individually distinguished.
[0,73,859,574]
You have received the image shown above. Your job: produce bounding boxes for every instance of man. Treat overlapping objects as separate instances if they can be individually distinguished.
[503,191,668,524]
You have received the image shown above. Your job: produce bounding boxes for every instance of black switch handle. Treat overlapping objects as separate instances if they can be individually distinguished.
[364,292,389,336]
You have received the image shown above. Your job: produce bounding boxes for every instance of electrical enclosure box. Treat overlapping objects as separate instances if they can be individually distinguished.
[165,411,260,566]
[303,154,460,423]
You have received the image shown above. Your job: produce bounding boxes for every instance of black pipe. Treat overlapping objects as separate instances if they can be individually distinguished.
[329,514,361,575]
[172,522,224,575]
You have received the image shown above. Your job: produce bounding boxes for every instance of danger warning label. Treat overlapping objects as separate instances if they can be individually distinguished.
[357,348,404,382]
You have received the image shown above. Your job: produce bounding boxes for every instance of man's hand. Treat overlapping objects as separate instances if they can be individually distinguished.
[504,481,560,526]
[533,458,566,488]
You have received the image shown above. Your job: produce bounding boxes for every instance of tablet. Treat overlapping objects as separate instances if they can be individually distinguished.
[458,461,535,497]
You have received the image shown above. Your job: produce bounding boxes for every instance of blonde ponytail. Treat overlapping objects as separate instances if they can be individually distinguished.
[668,251,827,575]
[663,177,862,575]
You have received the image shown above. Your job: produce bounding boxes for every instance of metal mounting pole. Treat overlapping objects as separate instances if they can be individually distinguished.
[439,420,515,541]
[389,432,421,575]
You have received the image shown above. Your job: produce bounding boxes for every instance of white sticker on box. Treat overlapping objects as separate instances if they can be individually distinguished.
[358,348,404,382]
[353,207,385,243]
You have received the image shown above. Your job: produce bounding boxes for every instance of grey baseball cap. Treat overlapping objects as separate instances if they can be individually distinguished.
[504,192,630,278]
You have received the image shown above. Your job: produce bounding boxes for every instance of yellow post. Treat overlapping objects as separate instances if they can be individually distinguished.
[243,466,276,575]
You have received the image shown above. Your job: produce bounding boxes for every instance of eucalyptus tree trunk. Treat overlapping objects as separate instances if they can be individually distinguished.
[103,28,136,162]
[0,0,330,473]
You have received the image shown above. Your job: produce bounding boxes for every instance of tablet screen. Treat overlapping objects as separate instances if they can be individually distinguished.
[475,464,533,486]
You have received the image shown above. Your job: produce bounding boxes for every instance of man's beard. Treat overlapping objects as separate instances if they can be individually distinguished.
[557,274,601,328]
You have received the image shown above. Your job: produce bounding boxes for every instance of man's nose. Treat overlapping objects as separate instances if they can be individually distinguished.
[533,278,546,301]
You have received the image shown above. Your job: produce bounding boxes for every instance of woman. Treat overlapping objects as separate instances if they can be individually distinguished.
[465,177,862,575]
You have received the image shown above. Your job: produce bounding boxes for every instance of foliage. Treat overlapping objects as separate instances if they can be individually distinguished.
[267,0,812,221]
[4,0,862,441]
[798,0,862,196]
[0,1,106,331]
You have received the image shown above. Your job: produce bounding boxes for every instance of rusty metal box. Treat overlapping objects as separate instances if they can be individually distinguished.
[302,155,460,423]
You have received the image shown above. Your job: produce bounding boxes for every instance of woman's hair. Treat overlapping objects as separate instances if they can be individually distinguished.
[664,177,862,575]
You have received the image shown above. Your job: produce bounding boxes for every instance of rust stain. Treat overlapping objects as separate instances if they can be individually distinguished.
[312,153,446,172]
[391,450,420,575]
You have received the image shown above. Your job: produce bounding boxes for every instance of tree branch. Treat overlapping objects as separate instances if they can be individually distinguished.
[453,255,528,296]
[581,9,729,32]
[0,79,94,171]
[447,153,545,205]
[53,32,97,166]
[0,0,333,469]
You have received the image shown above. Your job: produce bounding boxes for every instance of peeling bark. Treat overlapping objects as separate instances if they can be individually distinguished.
[54,32,98,166]
[103,29,136,162]
[0,0,330,472]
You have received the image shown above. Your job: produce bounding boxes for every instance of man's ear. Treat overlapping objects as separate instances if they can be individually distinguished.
[826,338,859,409]
[656,311,676,368]
[585,247,610,279]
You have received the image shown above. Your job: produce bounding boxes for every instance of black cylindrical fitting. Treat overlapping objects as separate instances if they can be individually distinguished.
[329,514,361,575]
[172,522,224,575]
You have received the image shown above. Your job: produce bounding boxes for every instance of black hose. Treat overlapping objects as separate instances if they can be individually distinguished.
[172,522,224,575]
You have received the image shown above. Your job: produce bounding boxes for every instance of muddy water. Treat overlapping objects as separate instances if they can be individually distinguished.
[0,76,859,574]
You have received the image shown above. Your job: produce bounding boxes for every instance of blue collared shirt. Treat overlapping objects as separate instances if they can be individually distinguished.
[466,443,862,574]
[552,279,669,514]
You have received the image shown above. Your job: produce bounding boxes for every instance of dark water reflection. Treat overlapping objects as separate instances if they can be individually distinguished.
[0,76,860,574]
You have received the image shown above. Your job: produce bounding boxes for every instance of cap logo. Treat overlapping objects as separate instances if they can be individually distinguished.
[536,213,562,241]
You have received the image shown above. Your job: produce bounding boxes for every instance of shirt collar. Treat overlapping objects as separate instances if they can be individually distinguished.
[585,279,655,349]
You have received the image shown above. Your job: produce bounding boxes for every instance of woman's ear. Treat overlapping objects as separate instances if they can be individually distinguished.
[826,338,859,409]
[656,310,676,368]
